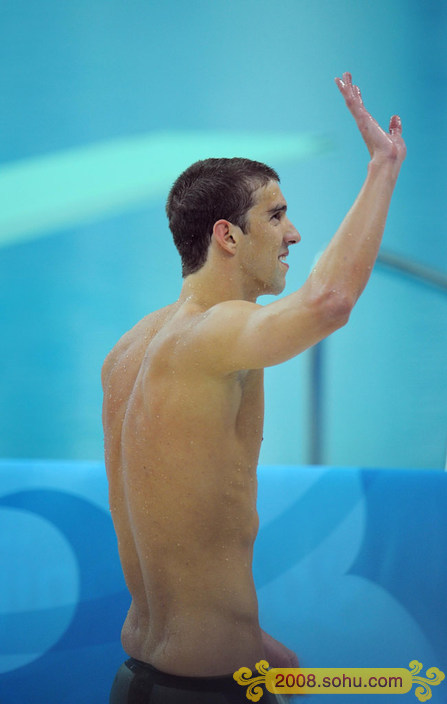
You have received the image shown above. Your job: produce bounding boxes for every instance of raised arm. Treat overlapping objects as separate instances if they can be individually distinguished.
[314,71,406,302]
[189,73,406,372]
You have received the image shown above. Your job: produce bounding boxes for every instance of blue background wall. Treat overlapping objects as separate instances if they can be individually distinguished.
[1,0,446,468]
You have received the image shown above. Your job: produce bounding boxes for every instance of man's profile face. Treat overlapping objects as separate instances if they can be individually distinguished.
[238,180,300,297]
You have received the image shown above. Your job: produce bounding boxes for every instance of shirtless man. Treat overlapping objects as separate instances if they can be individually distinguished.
[103,73,406,703]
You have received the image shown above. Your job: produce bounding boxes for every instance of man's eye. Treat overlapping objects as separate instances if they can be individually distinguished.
[272,212,281,221]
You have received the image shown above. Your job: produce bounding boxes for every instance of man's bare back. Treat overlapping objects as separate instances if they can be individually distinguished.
[104,73,406,695]
[102,300,269,676]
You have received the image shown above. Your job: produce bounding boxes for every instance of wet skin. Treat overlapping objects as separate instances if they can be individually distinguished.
[102,182,301,677]
[102,71,406,678]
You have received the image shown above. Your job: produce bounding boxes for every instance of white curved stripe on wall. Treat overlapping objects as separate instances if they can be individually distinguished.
[0,131,332,248]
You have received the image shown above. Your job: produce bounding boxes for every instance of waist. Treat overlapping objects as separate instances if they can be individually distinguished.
[123,601,263,676]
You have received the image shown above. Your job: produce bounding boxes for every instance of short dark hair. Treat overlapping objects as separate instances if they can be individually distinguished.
[166,157,279,276]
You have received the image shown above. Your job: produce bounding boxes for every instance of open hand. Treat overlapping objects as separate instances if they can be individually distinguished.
[335,72,406,166]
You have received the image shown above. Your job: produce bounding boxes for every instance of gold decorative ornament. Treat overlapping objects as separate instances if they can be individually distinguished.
[233,660,270,702]
[408,660,445,702]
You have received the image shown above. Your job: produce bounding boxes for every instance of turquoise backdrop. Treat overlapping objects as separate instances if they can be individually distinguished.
[1,0,446,468]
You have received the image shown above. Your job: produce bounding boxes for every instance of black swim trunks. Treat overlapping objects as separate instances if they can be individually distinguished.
[109,658,287,703]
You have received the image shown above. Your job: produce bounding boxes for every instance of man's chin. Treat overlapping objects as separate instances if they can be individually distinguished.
[271,279,287,296]
[258,283,286,298]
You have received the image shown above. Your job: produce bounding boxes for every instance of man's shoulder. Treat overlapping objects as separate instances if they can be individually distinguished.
[101,303,178,387]
[149,299,260,345]
[102,298,261,386]
[189,299,261,347]
[164,299,262,376]
[197,299,260,331]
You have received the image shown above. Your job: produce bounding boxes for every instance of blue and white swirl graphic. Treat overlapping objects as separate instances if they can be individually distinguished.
[0,461,446,704]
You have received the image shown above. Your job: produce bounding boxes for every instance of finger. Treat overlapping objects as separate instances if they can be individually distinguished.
[335,71,353,90]
[335,76,354,99]
[389,114,402,134]
[353,84,362,98]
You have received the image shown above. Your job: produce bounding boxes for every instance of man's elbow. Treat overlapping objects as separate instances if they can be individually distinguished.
[317,288,354,332]
[329,291,354,327]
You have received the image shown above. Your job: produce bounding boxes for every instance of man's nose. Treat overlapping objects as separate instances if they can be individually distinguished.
[284,222,301,245]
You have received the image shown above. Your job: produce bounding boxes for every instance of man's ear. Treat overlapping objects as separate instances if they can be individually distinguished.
[212,219,239,255]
